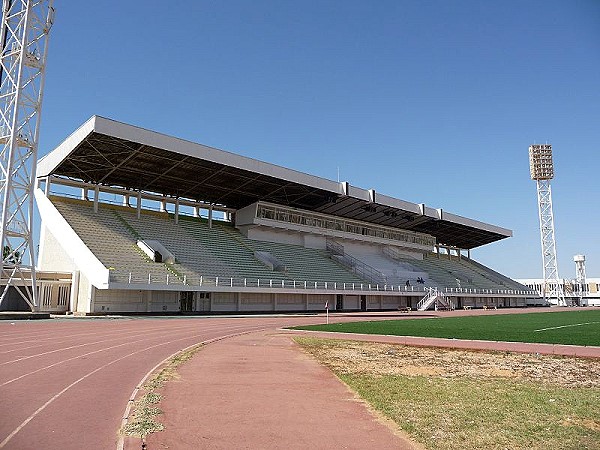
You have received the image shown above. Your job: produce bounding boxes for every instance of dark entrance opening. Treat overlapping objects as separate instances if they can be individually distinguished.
[360,295,367,311]
[180,291,194,312]
[336,294,343,310]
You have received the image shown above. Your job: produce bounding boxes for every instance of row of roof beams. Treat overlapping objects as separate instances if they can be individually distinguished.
[37,116,512,250]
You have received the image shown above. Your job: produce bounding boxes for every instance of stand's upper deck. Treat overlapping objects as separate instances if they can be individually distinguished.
[38,116,511,249]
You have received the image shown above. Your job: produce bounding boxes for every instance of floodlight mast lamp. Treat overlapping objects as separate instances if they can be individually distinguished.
[528,144,566,306]
[0,0,54,310]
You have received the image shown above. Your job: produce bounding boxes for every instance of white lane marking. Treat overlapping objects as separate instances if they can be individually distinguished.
[1,321,256,384]
[0,319,210,347]
[534,321,600,332]
[0,323,267,448]
[0,322,205,365]
[1,327,204,386]
[0,325,181,354]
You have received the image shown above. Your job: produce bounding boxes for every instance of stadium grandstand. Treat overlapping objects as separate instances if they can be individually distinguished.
[32,116,537,314]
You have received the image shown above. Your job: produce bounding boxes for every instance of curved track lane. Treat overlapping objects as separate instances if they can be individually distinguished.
[1,308,590,449]
[0,316,319,449]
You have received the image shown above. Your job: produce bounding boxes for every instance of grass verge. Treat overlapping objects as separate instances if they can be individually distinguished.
[292,310,600,346]
[120,343,204,439]
[295,337,600,450]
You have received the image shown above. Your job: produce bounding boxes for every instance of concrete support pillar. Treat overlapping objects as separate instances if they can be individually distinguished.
[89,286,96,314]
[44,177,51,196]
[137,192,142,219]
[93,186,99,213]
[193,206,199,218]
[175,199,180,224]
[208,205,213,229]
[80,188,87,201]
[70,271,80,313]
[122,194,129,207]
[160,200,166,213]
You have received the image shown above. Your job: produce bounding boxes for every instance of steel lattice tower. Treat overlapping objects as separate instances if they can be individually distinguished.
[0,0,54,310]
[529,144,566,306]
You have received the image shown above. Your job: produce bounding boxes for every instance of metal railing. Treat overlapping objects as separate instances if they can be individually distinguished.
[326,240,387,285]
[418,288,457,311]
[108,270,538,297]
[382,245,405,261]
[38,281,71,313]
[416,288,437,310]
[256,203,436,247]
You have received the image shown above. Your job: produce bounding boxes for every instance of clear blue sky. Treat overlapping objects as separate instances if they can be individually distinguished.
[37,1,600,279]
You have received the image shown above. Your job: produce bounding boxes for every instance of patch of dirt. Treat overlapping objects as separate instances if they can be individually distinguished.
[562,417,600,431]
[302,339,600,387]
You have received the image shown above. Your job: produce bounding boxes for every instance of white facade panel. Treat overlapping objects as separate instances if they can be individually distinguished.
[94,289,147,313]
[275,293,306,311]
[211,292,238,312]
[343,295,360,310]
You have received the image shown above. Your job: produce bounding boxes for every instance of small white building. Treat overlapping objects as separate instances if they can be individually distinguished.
[515,278,600,307]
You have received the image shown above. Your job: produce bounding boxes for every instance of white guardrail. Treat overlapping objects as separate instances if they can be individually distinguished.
[110,271,538,296]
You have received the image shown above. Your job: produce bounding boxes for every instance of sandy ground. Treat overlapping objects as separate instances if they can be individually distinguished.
[299,338,600,387]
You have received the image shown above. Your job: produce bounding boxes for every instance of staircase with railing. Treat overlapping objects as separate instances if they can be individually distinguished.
[326,240,386,285]
[417,287,453,311]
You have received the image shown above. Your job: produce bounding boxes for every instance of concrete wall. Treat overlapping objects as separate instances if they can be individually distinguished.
[308,294,334,310]
[245,227,304,246]
[454,296,527,309]
[91,289,179,313]
[36,190,109,289]
[276,293,306,311]
[67,286,532,314]
[343,295,360,310]
[38,225,77,272]
[94,289,146,313]
[212,292,237,312]
[343,240,422,260]
[240,292,274,312]
[76,274,93,314]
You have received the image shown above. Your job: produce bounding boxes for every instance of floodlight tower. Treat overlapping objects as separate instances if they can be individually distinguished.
[0,1,54,310]
[529,144,566,306]
[574,254,586,301]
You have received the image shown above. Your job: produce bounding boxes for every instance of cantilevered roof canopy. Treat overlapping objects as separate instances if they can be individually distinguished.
[37,116,511,249]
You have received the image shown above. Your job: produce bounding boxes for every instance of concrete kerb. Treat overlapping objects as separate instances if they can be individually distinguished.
[282,328,600,359]
[0,311,50,320]
[117,328,267,450]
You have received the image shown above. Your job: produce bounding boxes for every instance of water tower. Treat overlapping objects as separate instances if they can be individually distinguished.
[574,254,587,301]
[529,144,566,306]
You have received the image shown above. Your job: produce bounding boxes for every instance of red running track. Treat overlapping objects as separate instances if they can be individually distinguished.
[0,308,595,449]
[0,315,331,449]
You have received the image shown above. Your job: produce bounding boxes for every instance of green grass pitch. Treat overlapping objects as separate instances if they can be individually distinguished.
[292,310,600,346]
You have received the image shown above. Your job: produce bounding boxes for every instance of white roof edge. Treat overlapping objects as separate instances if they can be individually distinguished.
[37,115,98,178]
[442,210,512,237]
[38,115,512,238]
[92,116,342,193]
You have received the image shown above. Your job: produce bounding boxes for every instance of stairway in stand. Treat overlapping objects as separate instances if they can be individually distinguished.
[417,288,453,311]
